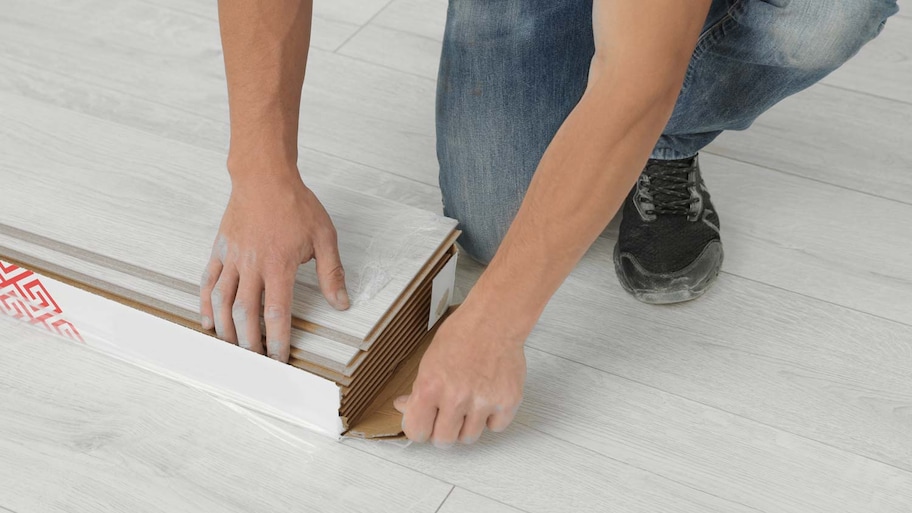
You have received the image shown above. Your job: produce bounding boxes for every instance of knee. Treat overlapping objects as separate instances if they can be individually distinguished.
[439,165,520,265]
[763,0,898,70]
[440,189,513,266]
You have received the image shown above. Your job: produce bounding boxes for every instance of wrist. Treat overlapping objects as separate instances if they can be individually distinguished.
[226,143,301,188]
[462,274,543,347]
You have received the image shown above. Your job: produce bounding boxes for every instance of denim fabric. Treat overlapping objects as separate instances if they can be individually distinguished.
[436,0,899,264]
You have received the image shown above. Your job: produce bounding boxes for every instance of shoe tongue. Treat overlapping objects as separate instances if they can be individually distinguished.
[644,157,694,176]
[641,159,695,212]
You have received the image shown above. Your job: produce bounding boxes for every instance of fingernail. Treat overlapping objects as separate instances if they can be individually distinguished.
[201,316,212,330]
[334,288,350,310]
[266,340,284,361]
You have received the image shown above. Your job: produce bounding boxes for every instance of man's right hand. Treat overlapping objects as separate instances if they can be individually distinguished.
[199,168,349,362]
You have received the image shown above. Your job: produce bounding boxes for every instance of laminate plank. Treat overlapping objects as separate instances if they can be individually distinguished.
[437,489,526,513]
[452,233,912,471]
[344,426,760,513]
[705,84,912,204]
[0,0,440,187]
[338,24,441,80]
[821,15,912,104]
[0,317,452,513]
[516,346,912,512]
[0,93,456,343]
[135,0,367,51]
[699,153,912,324]
[371,0,447,41]
[899,0,911,18]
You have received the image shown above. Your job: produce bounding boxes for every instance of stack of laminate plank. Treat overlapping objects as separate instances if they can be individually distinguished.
[0,102,459,431]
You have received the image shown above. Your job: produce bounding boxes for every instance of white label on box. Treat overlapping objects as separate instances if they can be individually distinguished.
[429,253,457,330]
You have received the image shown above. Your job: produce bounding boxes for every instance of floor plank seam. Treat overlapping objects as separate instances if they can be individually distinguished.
[333,0,397,53]
[332,50,438,81]
[700,149,912,208]
[514,419,768,513]
[131,0,216,20]
[341,438,459,488]
[817,81,912,108]
[432,486,455,513]
[523,343,912,475]
[716,271,912,330]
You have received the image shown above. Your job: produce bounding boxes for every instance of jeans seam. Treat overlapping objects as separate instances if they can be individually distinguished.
[681,0,746,93]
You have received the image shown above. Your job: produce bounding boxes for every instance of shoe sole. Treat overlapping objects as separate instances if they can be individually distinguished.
[613,241,724,305]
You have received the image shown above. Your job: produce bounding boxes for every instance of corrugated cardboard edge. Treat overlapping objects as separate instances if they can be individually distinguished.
[345,306,457,439]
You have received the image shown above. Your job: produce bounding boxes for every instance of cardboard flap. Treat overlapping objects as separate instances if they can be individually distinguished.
[345,306,456,439]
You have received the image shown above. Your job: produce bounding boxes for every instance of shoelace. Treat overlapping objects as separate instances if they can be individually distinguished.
[638,162,699,216]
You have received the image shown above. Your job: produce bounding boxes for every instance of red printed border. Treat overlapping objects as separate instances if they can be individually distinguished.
[0,260,84,343]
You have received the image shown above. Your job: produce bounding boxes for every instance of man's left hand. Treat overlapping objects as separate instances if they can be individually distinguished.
[393,302,528,447]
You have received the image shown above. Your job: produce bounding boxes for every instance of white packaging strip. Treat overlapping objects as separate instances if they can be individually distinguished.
[0,259,344,439]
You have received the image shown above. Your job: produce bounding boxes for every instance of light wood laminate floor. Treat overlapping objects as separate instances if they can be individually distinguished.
[1,1,910,512]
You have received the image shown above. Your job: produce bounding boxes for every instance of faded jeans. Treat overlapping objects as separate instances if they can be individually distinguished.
[436,0,899,263]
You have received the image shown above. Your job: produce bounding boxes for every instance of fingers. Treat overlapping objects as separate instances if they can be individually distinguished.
[401,389,439,443]
[313,228,349,311]
[486,403,520,433]
[430,406,467,449]
[199,258,222,330]
[211,266,240,344]
[458,408,490,445]
[233,274,265,355]
[263,271,295,362]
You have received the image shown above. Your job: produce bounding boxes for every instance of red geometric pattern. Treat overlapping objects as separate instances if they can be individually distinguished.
[0,260,83,343]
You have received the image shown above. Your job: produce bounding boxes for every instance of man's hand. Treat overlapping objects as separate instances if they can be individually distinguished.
[199,171,349,362]
[394,301,529,447]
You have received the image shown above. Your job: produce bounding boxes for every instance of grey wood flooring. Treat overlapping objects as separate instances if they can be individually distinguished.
[1,1,910,512]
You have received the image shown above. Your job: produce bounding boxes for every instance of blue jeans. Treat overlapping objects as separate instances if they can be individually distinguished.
[437,0,898,264]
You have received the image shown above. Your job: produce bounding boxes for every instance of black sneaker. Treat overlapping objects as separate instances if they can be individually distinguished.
[613,154,723,304]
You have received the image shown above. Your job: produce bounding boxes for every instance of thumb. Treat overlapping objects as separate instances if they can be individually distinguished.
[314,235,350,311]
[394,395,409,413]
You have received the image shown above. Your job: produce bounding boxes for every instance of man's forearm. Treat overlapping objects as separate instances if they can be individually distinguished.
[470,78,679,328]
[217,0,313,180]
[469,1,710,331]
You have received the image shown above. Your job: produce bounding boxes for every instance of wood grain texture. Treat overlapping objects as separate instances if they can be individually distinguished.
[344,426,761,513]
[370,0,447,41]
[0,317,452,513]
[137,0,366,51]
[698,152,912,325]
[0,0,440,187]
[437,489,527,513]
[821,15,912,104]
[706,85,912,204]
[338,24,441,79]
[0,92,456,343]
[517,347,912,512]
[3,1,912,511]
[457,234,912,471]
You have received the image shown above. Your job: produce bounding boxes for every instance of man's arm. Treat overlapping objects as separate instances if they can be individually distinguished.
[396,0,713,446]
[200,0,349,362]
